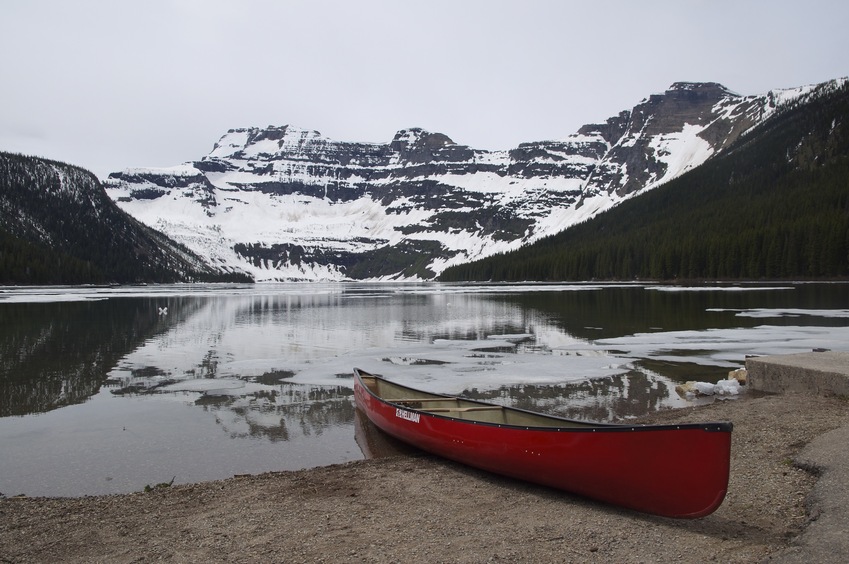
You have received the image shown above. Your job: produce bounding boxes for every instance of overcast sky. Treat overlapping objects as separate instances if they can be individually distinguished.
[2,0,847,179]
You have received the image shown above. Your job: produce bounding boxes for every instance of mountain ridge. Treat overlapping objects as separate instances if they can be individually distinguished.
[96,77,845,281]
[439,79,849,282]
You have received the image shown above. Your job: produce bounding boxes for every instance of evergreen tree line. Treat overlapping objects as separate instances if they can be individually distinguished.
[440,83,849,282]
[0,152,249,285]
[0,228,105,284]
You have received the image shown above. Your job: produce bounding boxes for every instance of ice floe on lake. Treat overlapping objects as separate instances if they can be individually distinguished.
[157,378,246,395]
[708,308,849,318]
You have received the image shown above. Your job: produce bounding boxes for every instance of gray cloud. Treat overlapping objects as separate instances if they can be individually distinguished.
[2,0,847,179]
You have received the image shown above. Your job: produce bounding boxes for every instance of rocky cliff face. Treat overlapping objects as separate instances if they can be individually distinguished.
[103,80,831,281]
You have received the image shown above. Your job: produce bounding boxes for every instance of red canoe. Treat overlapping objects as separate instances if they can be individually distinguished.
[353,368,732,518]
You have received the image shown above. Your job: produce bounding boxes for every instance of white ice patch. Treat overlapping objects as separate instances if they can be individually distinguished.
[708,308,849,319]
[157,378,246,395]
[589,325,849,367]
[0,291,108,303]
[647,286,794,292]
[687,379,741,397]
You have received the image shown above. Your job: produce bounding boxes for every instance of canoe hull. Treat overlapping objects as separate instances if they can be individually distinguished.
[354,369,732,519]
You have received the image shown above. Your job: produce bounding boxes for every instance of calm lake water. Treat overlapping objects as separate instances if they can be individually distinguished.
[1,282,848,497]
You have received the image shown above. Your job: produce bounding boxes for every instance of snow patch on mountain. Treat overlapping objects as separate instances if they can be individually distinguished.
[646,123,714,187]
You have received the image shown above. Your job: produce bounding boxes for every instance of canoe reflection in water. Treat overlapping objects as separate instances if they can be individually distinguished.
[353,368,732,519]
[354,407,419,460]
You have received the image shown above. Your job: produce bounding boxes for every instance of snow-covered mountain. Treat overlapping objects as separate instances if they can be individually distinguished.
[104,80,842,281]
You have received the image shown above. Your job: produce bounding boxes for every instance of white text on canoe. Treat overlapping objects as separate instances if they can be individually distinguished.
[395,408,420,423]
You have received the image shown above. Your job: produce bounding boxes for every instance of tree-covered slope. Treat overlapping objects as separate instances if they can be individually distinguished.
[0,153,248,284]
[440,83,849,282]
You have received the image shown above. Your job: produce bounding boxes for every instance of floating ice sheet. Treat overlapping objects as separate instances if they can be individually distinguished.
[708,308,849,318]
[157,378,246,395]
[645,285,793,292]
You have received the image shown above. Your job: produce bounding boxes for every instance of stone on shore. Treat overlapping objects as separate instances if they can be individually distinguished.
[746,351,849,397]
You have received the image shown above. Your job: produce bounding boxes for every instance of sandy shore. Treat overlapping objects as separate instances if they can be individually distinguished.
[2,392,848,563]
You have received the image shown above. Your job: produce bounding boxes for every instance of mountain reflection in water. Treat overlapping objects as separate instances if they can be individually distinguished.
[194,384,355,443]
[105,370,356,444]
[0,297,204,417]
[460,369,711,423]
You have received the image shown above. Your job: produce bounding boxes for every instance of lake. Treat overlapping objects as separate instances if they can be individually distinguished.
[1,282,847,497]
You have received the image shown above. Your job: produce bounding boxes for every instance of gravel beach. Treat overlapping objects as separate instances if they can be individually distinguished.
[2,392,847,563]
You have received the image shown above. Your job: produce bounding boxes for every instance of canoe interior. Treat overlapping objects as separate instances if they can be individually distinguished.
[359,370,598,429]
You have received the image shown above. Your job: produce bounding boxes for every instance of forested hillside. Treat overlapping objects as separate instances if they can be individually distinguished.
[440,83,849,282]
[0,153,248,284]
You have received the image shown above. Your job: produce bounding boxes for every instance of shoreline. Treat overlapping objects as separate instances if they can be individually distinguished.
[2,392,848,563]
